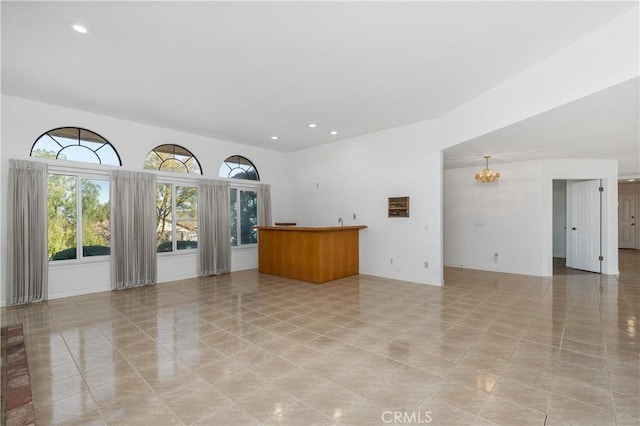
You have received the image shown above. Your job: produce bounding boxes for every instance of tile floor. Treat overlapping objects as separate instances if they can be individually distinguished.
[1,250,638,425]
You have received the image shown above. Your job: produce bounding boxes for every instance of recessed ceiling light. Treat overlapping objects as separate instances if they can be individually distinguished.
[271,136,279,140]
[308,123,317,128]
[628,179,636,182]
[330,131,338,135]
[71,24,89,34]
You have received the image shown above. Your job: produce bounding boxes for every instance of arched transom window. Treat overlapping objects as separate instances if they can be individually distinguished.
[219,155,259,181]
[144,144,202,175]
[30,127,121,166]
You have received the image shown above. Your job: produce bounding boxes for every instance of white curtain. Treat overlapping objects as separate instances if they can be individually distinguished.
[110,170,157,290]
[7,160,49,305]
[198,179,231,276]
[258,183,272,226]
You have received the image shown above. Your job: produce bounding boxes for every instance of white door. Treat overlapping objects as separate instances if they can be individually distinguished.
[566,180,601,273]
[618,194,637,249]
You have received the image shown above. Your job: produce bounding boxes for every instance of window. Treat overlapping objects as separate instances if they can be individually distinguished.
[48,175,111,261]
[31,127,121,166]
[222,155,259,246]
[230,188,257,246]
[156,184,198,252]
[144,144,202,175]
[219,155,259,180]
[31,127,118,261]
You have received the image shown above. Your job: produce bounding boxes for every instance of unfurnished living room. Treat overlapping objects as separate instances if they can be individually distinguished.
[1,1,638,425]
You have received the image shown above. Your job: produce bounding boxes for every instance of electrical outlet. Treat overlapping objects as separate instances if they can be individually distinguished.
[353,213,356,220]
[494,253,499,263]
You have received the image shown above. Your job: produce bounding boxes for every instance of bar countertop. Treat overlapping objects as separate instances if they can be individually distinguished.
[255,225,367,232]
[255,225,367,283]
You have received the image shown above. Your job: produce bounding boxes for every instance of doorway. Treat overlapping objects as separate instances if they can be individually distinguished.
[618,193,637,249]
[552,179,602,274]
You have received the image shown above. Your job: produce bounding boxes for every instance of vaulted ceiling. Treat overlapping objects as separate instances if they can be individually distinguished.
[2,1,638,175]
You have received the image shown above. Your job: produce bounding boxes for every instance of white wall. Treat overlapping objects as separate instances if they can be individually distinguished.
[1,95,290,304]
[552,180,567,258]
[288,120,443,286]
[444,159,618,277]
[444,161,545,276]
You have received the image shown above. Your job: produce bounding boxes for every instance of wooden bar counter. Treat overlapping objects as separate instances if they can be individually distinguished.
[255,225,367,283]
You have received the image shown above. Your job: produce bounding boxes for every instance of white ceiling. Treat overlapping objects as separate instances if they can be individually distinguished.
[443,77,640,177]
[2,1,638,172]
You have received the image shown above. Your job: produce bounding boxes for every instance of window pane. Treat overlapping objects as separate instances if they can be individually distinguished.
[48,175,77,260]
[229,168,253,179]
[157,183,173,252]
[81,140,107,152]
[96,147,120,166]
[176,186,197,250]
[219,155,259,180]
[240,190,257,245]
[159,158,189,174]
[184,158,202,174]
[59,145,101,164]
[230,188,238,247]
[144,144,202,175]
[82,179,110,257]
[48,135,76,148]
[219,163,232,178]
[31,138,61,159]
[31,127,121,166]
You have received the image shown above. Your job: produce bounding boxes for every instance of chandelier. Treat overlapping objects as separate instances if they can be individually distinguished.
[475,155,500,183]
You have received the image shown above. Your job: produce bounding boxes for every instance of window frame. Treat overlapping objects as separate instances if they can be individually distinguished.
[229,181,259,249]
[46,164,112,265]
[156,173,199,255]
[219,155,260,181]
[31,126,122,166]
[37,155,260,263]
[219,155,260,249]
[144,144,202,175]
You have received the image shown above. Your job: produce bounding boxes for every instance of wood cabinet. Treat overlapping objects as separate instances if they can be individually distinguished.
[255,225,367,283]
[388,196,410,217]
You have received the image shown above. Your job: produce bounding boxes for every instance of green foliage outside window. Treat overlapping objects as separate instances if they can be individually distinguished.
[82,179,110,249]
[47,175,110,260]
[48,175,77,259]
[230,189,257,246]
[156,183,172,249]
[156,184,198,252]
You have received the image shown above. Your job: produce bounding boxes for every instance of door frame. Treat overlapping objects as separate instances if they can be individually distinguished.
[544,175,618,277]
[618,192,639,249]
[566,179,603,273]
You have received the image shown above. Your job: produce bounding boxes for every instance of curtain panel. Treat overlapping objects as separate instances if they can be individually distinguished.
[109,170,157,290]
[7,160,48,305]
[258,183,272,226]
[198,179,230,276]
